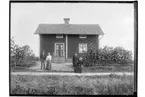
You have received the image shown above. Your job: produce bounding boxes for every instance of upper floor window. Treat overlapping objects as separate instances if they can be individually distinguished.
[56,35,63,38]
[79,35,87,39]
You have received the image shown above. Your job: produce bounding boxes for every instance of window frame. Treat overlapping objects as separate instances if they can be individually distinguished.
[79,35,87,39]
[56,34,63,38]
[78,43,88,53]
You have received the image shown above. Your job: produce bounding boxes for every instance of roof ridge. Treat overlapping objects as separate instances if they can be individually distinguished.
[35,23,104,35]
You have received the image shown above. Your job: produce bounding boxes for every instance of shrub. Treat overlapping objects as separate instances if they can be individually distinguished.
[83,44,133,67]
[10,37,37,68]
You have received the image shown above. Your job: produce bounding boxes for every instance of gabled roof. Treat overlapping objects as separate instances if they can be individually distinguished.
[34,24,104,35]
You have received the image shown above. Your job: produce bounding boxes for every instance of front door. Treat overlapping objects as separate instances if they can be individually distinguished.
[55,43,64,57]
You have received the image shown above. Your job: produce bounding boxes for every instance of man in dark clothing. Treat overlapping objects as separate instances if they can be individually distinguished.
[72,52,78,73]
[40,51,46,70]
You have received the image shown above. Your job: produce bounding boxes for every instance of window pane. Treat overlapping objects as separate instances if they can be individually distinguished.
[79,43,87,53]
[79,35,87,39]
[56,35,63,38]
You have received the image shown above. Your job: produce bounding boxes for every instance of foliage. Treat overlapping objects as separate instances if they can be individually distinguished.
[82,44,133,67]
[11,74,134,95]
[10,37,37,67]
[83,65,134,73]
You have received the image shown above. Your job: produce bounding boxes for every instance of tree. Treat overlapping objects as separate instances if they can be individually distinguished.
[10,37,36,67]
[10,37,16,56]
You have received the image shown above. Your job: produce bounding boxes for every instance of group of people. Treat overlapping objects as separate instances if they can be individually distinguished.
[40,51,52,70]
[72,52,84,73]
[40,51,83,73]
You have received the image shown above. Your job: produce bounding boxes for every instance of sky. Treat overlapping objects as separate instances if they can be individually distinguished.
[11,3,134,56]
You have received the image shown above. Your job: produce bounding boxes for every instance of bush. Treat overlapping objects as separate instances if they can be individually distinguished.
[10,37,37,68]
[83,45,133,67]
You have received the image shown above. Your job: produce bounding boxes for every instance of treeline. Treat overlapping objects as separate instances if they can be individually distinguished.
[82,44,133,66]
[10,37,38,67]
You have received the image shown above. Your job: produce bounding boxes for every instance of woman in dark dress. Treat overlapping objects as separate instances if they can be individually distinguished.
[72,53,78,73]
[76,57,83,73]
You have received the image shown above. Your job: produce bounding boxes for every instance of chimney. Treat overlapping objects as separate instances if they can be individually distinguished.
[64,18,70,24]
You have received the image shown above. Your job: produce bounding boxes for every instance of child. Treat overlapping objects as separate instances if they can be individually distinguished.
[75,57,83,73]
[46,52,52,70]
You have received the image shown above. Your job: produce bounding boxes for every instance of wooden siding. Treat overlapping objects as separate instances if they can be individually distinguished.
[39,34,99,59]
[67,35,99,58]
[40,34,66,57]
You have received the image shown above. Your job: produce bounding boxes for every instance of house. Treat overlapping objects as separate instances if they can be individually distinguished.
[34,18,104,62]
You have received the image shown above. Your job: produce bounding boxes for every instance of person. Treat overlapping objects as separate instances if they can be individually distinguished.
[72,52,78,73]
[75,57,83,73]
[46,52,52,70]
[40,50,46,70]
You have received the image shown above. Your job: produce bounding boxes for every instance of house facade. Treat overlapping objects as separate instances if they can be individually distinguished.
[35,18,104,62]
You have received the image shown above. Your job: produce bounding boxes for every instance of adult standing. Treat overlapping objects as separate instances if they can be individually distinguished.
[46,52,52,70]
[40,50,46,70]
[72,52,78,73]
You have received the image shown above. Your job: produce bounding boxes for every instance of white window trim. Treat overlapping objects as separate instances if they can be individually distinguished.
[54,43,65,57]
[79,35,87,39]
[56,35,63,38]
[78,43,87,53]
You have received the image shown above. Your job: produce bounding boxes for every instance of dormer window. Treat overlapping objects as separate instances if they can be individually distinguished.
[79,35,87,39]
[56,35,63,38]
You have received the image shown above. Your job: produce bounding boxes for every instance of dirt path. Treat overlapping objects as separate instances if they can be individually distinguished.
[11,72,133,76]
[29,61,74,72]
[12,61,133,76]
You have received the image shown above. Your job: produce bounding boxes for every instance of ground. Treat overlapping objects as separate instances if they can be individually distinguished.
[11,61,134,73]
[10,74,134,95]
[10,61,134,95]
[11,61,133,77]
[29,61,74,72]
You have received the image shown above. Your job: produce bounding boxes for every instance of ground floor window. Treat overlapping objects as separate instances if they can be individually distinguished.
[79,43,87,53]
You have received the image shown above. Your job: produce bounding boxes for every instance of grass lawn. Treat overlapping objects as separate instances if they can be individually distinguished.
[11,74,134,95]
[83,65,134,73]
[11,61,38,72]
[11,62,134,73]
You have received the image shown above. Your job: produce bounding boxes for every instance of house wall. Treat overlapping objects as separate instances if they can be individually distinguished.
[40,34,66,57]
[67,35,99,58]
[39,34,99,58]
